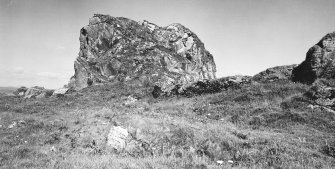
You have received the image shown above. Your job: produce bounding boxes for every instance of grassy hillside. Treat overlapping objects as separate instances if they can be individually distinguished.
[0,80,335,169]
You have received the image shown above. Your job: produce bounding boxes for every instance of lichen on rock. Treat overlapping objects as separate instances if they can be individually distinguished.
[68,14,216,92]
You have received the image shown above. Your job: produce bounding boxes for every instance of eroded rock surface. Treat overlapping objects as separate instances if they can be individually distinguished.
[292,32,335,83]
[68,14,216,92]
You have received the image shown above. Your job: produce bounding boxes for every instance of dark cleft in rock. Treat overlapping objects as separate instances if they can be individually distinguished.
[292,32,335,84]
[68,14,216,92]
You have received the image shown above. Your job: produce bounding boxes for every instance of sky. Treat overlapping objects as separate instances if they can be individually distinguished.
[1,0,335,89]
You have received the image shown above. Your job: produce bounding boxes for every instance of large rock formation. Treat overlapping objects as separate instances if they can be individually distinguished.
[292,32,335,83]
[68,14,216,92]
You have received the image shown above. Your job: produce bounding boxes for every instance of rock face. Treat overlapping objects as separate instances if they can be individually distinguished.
[292,32,335,83]
[253,65,296,82]
[68,14,216,92]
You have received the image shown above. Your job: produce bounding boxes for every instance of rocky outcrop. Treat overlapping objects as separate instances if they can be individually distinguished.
[14,86,28,96]
[179,75,251,97]
[292,32,335,83]
[68,14,216,92]
[24,86,46,99]
[52,88,69,97]
[152,75,251,98]
[14,86,54,99]
[305,79,335,111]
[253,65,296,82]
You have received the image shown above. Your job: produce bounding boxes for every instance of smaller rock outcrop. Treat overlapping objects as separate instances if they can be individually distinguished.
[14,86,54,99]
[14,86,28,96]
[153,75,251,98]
[305,79,335,111]
[292,32,335,83]
[253,65,296,82]
[24,86,45,99]
[52,88,69,97]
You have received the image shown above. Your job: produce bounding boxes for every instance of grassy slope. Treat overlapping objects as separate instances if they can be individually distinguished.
[0,80,334,169]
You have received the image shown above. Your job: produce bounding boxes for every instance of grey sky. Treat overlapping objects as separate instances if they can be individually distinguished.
[1,0,335,89]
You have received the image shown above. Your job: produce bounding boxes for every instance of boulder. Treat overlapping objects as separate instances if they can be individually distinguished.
[13,86,28,96]
[68,14,216,92]
[14,86,53,99]
[52,88,69,97]
[292,32,335,83]
[107,126,129,150]
[23,86,45,99]
[106,125,149,156]
[253,65,297,82]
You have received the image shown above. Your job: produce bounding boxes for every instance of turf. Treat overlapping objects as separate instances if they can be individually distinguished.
[0,80,334,168]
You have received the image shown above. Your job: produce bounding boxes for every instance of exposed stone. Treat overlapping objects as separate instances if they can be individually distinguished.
[13,86,28,96]
[225,75,251,85]
[36,93,46,99]
[52,88,69,97]
[292,32,335,83]
[8,122,17,129]
[68,14,216,93]
[123,95,138,106]
[253,65,297,82]
[305,79,335,110]
[14,86,53,99]
[107,126,129,150]
[24,86,45,99]
[164,75,251,97]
